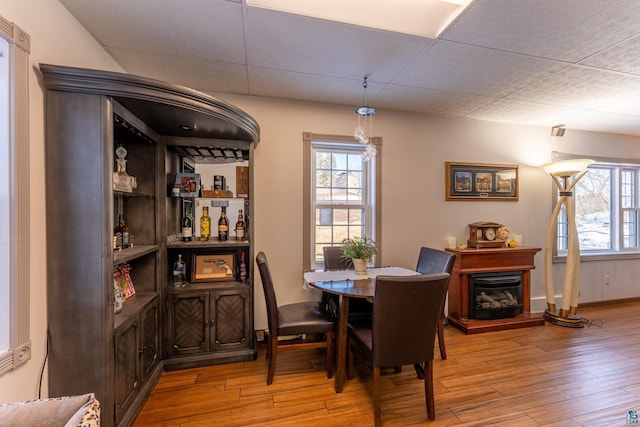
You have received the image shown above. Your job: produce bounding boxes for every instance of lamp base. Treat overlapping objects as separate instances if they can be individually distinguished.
[543,310,584,328]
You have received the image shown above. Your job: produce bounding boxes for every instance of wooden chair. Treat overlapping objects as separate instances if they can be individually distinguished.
[256,251,335,385]
[347,273,450,426]
[415,246,456,361]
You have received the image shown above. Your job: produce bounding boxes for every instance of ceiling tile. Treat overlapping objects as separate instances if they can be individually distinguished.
[61,0,247,63]
[245,7,432,82]
[442,0,640,62]
[582,34,640,75]
[109,48,249,94]
[393,40,568,97]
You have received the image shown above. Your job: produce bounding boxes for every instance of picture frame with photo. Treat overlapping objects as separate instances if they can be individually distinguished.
[445,162,519,201]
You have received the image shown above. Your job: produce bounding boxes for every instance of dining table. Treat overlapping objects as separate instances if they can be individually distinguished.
[303,267,419,393]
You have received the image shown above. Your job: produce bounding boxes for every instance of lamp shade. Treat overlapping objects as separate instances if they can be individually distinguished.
[540,159,594,177]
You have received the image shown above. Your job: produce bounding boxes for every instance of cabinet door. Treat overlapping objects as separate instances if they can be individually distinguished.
[140,299,159,382]
[167,291,210,357]
[212,288,251,351]
[115,318,140,421]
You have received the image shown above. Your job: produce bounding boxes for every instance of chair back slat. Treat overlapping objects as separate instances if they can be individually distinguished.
[372,273,449,367]
[256,252,280,336]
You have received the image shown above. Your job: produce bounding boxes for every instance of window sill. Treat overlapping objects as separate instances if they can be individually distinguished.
[553,251,640,263]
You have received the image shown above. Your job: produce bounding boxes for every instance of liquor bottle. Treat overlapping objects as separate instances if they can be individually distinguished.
[240,251,247,282]
[172,254,186,287]
[121,216,130,248]
[200,206,211,241]
[218,206,229,241]
[114,214,124,250]
[181,210,193,241]
[235,209,245,241]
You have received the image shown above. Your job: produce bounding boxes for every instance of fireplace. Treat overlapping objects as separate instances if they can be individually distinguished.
[469,271,522,320]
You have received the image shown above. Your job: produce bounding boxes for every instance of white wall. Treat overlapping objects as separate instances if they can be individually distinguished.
[0,0,122,404]
[3,0,640,406]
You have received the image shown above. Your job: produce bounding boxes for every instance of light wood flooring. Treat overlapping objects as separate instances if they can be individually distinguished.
[134,301,640,426]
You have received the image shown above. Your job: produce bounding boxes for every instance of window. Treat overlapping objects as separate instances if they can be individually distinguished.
[554,152,640,258]
[303,133,381,270]
[0,15,31,375]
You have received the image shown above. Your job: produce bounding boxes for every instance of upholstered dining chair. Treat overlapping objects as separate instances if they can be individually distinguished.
[347,273,450,426]
[416,246,456,361]
[322,246,372,320]
[323,246,353,270]
[256,251,335,385]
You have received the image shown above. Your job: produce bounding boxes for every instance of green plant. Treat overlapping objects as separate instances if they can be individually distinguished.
[340,236,378,261]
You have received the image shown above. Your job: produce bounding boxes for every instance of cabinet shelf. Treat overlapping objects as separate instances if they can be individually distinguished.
[168,281,249,293]
[167,240,249,249]
[114,292,158,330]
[114,244,159,265]
[114,189,155,198]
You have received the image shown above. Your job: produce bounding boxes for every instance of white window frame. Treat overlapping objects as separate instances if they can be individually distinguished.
[553,151,640,262]
[0,15,31,376]
[303,132,382,270]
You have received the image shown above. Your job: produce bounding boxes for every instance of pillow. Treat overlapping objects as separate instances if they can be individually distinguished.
[0,393,99,427]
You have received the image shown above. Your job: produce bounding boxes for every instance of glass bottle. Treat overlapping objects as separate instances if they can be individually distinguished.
[114,214,124,250]
[181,210,193,242]
[200,206,211,241]
[235,209,245,241]
[112,145,137,193]
[218,206,229,241]
[240,251,247,282]
[121,216,130,248]
[172,254,186,287]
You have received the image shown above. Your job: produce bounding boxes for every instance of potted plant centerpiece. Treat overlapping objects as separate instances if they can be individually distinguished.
[340,236,378,275]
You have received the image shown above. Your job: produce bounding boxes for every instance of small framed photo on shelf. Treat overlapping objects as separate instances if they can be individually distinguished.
[192,253,236,282]
[175,173,200,197]
[445,162,519,201]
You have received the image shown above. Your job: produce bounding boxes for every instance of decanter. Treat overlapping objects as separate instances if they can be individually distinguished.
[113,146,137,193]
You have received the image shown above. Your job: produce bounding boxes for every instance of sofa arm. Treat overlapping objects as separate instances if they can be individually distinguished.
[0,393,100,426]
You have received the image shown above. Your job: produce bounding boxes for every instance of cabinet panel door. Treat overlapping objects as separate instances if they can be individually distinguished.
[212,288,250,351]
[167,291,210,357]
[140,299,159,382]
[115,318,140,421]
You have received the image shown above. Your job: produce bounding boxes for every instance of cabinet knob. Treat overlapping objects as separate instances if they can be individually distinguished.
[138,345,147,354]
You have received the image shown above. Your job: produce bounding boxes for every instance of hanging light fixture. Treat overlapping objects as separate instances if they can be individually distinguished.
[354,76,376,160]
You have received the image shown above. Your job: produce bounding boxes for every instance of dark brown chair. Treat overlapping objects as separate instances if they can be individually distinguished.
[322,246,372,320]
[256,252,335,385]
[416,246,456,361]
[347,273,450,426]
[322,246,353,270]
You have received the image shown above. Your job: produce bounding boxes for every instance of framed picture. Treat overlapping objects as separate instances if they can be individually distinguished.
[175,173,200,197]
[192,253,236,282]
[445,162,519,201]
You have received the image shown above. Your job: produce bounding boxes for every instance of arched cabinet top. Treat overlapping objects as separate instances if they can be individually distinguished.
[39,63,260,146]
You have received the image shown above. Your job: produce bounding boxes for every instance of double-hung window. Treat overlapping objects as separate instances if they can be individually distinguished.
[303,133,381,270]
[554,152,640,258]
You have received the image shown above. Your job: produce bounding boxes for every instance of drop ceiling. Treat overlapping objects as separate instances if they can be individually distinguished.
[59,0,640,136]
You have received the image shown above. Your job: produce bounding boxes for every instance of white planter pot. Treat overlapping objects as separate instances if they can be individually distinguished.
[353,258,367,275]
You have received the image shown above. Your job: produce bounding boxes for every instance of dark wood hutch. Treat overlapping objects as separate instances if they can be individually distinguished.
[40,64,259,427]
[445,246,544,334]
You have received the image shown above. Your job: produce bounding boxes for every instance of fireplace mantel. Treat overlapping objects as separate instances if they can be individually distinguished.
[445,246,543,334]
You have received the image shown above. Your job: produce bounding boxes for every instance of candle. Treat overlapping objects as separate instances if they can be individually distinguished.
[447,236,457,249]
[513,234,523,247]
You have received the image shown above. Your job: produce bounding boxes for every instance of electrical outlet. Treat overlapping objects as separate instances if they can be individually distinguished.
[604,274,610,286]
[255,330,265,342]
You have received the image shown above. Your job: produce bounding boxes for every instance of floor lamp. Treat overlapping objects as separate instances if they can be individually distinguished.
[540,159,594,328]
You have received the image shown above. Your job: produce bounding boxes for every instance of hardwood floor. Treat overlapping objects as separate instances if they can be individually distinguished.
[134,302,640,426]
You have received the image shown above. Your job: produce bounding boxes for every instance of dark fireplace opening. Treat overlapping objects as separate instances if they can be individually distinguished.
[469,271,523,320]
